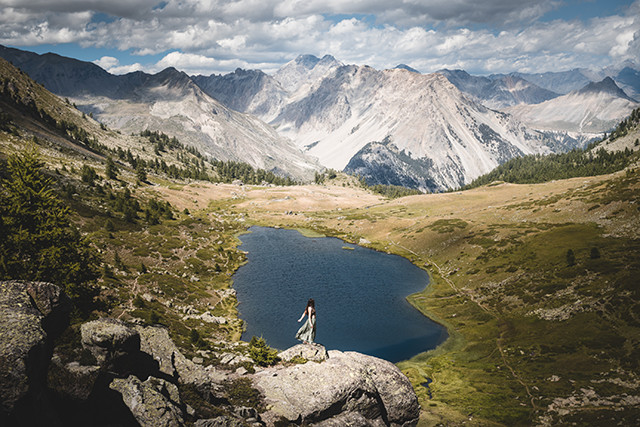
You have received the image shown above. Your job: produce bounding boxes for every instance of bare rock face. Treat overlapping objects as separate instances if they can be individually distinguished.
[278,343,329,363]
[110,375,184,427]
[135,325,226,387]
[0,281,71,416]
[194,416,246,427]
[253,349,420,426]
[47,355,102,401]
[81,318,140,365]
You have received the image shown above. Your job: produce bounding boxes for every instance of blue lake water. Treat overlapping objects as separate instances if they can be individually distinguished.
[233,226,448,362]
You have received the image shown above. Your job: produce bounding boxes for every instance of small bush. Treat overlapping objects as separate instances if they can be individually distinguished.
[133,294,145,308]
[249,336,280,367]
[224,377,263,409]
[288,356,308,365]
[190,328,208,349]
[149,311,160,325]
[104,218,115,231]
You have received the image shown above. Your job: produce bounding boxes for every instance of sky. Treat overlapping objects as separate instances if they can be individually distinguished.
[0,0,638,76]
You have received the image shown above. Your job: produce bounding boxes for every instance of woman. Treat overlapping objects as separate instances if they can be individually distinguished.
[295,298,316,344]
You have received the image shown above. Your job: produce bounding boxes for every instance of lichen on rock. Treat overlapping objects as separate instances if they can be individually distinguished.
[0,280,71,417]
[109,375,184,427]
[253,348,420,426]
[278,343,329,363]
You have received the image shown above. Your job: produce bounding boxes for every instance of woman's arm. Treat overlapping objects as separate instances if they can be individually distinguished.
[298,310,307,322]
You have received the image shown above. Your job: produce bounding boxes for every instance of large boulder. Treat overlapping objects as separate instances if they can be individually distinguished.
[194,416,245,427]
[253,349,420,426]
[278,343,329,363]
[81,318,140,366]
[0,281,71,416]
[110,375,184,427]
[47,355,101,401]
[135,325,226,387]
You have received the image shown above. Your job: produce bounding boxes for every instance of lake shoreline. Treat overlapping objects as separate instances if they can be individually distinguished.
[231,224,449,363]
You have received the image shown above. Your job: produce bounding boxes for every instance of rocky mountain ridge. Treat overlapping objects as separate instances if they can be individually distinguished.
[269,62,580,191]
[437,68,561,109]
[193,54,596,190]
[505,77,639,133]
[4,45,638,190]
[502,65,640,99]
[0,45,320,181]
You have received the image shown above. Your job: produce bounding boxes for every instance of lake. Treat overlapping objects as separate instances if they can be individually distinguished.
[233,226,448,362]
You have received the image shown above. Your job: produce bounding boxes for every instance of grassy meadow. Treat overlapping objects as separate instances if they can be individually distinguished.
[157,165,640,425]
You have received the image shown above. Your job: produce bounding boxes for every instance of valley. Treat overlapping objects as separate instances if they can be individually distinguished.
[1,45,640,426]
[155,160,640,425]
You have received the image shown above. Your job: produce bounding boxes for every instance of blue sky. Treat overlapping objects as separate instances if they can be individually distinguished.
[1,0,638,76]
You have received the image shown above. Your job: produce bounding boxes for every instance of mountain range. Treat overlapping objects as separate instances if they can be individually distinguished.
[1,45,638,190]
[0,45,320,181]
[436,69,560,109]
[505,77,639,133]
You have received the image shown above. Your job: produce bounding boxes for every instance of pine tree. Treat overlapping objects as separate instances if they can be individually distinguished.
[566,249,576,266]
[136,162,147,183]
[0,146,100,312]
[105,156,118,180]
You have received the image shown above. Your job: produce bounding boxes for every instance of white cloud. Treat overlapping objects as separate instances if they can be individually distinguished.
[91,55,143,74]
[153,51,250,75]
[108,62,143,74]
[93,55,119,69]
[0,0,638,76]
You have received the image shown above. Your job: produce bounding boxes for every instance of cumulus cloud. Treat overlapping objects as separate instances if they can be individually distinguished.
[93,55,119,69]
[92,55,142,74]
[0,0,639,75]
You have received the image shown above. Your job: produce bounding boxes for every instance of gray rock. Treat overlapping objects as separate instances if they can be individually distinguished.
[135,325,226,387]
[48,355,101,401]
[80,318,140,365]
[234,405,259,420]
[253,349,419,426]
[194,416,245,427]
[278,343,329,363]
[109,375,184,427]
[0,281,71,414]
[220,352,251,365]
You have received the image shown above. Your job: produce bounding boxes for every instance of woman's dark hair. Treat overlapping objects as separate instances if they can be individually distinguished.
[306,298,315,311]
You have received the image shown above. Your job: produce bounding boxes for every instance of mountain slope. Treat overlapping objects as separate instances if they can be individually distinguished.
[270,65,575,191]
[506,77,639,133]
[509,69,593,94]
[0,45,123,98]
[273,54,343,94]
[78,67,319,179]
[0,45,319,180]
[439,69,559,109]
[192,69,288,122]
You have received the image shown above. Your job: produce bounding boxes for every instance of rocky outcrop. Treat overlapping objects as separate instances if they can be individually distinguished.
[110,375,184,426]
[253,349,420,426]
[194,416,246,427]
[0,281,71,418]
[135,325,226,387]
[47,355,101,401]
[81,318,140,365]
[278,343,329,363]
[1,282,422,426]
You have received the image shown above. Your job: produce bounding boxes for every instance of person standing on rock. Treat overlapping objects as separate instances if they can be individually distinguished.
[296,298,316,344]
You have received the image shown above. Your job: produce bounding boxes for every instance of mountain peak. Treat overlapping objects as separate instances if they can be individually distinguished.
[578,76,634,100]
[437,69,472,78]
[394,64,420,73]
[294,54,321,67]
